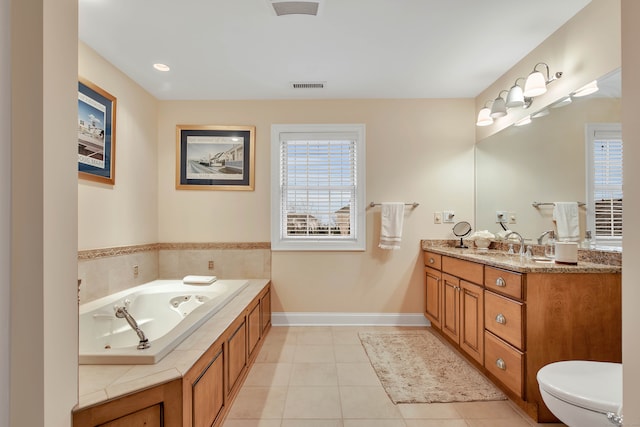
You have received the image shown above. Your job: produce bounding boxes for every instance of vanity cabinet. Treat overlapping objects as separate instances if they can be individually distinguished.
[424,252,485,365]
[423,250,622,423]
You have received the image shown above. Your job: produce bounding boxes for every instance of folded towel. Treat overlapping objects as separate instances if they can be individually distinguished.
[378,202,405,250]
[553,202,580,242]
[183,275,217,285]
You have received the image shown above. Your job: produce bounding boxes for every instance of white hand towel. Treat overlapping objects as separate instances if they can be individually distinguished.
[183,275,217,285]
[378,202,405,250]
[553,202,580,242]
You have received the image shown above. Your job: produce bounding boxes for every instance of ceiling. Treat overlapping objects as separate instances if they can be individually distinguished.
[79,0,592,101]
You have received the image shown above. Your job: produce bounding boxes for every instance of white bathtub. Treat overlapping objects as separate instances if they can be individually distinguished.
[79,279,249,365]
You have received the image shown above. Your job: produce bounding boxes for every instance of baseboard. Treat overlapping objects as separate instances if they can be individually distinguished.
[271,312,430,327]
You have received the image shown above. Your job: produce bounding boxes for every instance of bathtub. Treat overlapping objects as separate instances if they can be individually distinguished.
[79,279,249,365]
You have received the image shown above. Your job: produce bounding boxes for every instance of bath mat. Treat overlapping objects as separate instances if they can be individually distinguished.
[359,329,507,404]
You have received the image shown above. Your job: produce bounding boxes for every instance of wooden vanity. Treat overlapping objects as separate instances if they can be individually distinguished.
[423,246,621,423]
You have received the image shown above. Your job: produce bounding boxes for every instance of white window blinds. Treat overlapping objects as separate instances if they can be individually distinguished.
[587,125,623,248]
[271,125,366,251]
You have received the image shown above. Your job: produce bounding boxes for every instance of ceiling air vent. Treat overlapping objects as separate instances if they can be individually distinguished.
[290,81,326,89]
[268,0,322,16]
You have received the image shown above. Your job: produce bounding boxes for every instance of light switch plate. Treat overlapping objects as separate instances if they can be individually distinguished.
[443,211,455,223]
[434,212,442,224]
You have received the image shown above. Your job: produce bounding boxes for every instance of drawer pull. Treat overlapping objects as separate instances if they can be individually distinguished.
[496,277,506,287]
[429,258,435,264]
[495,313,506,324]
[496,358,507,370]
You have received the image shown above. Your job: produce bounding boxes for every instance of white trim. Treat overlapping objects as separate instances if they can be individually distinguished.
[271,312,430,327]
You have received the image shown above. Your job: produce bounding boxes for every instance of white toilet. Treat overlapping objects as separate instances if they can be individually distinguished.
[537,361,622,427]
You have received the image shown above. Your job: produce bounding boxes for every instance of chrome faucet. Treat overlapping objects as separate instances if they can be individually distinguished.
[114,305,150,350]
[537,230,555,245]
[505,231,526,255]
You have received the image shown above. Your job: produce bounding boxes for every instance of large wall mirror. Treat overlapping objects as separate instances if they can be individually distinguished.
[475,68,621,249]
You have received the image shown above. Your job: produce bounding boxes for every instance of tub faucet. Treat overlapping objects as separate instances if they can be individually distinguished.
[114,305,150,350]
[505,231,526,255]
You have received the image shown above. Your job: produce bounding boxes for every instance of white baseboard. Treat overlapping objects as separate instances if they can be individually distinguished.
[271,312,430,327]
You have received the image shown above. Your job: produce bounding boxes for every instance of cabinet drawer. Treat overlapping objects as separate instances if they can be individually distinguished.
[485,290,524,350]
[424,251,442,270]
[485,331,524,398]
[442,256,483,284]
[485,267,523,300]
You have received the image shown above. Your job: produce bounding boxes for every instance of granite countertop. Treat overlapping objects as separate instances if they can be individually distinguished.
[76,279,270,411]
[421,241,621,274]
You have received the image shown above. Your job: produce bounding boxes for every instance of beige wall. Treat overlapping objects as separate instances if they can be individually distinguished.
[621,0,640,423]
[1,0,9,423]
[78,42,159,250]
[10,0,78,425]
[476,0,621,140]
[158,99,476,313]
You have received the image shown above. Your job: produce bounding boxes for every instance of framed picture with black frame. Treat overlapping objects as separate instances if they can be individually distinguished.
[77,78,116,185]
[176,125,255,191]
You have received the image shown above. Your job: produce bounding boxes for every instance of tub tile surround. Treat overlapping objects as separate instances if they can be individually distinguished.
[78,242,271,304]
[76,279,270,409]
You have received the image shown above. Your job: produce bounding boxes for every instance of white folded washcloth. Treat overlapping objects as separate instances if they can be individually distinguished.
[378,202,405,250]
[553,202,580,242]
[182,275,217,285]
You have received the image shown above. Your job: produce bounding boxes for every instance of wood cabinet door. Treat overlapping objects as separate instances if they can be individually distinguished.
[424,267,442,329]
[100,404,162,427]
[248,300,261,360]
[226,319,247,396]
[459,280,484,365]
[441,273,460,343]
[261,289,271,334]
[192,349,225,427]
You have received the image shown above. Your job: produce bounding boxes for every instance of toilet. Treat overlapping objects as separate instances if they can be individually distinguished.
[537,361,622,427]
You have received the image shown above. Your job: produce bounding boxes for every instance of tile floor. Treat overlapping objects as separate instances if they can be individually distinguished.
[222,326,567,427]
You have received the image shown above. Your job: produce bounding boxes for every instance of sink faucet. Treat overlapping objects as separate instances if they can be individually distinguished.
[505,231,526,255]
[537,230,555,245]
[114,305,150,350]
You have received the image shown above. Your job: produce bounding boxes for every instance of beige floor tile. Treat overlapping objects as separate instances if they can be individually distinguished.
[281,420,344,427]
[226,386,288,419]
[404,420,468,427]
[343,420,407,427]
[340,386,402,419]
[452,401,522,419]
[336,362,381,386]
[244,362,293,387]
[255,343,296,363]
[334,344,370,363]
[397,403,462,419]
[221,420,282,427]
[466,418,531,427]
[332,329,363,345]
[290,362,338,386]
[263,327,298,346]
[294,344,336,363]
[297,329,334,345]
[283,386,342,419]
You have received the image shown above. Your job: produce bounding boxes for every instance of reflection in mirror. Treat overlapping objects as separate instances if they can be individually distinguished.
[475,68,621,250]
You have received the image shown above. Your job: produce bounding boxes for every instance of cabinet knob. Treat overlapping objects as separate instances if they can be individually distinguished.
[496,277,506,287]
[496,358,506,370]
[429,258,435,264]
[495,313,506,324]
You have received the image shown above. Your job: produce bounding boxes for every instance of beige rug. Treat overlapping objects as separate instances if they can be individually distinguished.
[359,330,507,404]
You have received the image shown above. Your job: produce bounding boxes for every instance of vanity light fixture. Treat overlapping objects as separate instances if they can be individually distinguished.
[551,96,572,108]
[490,90,509,118]
[572,80,599,97]
[523,62,563,98]
[531,108,550,119]
[476,101,494,127]
[153,63,170,72]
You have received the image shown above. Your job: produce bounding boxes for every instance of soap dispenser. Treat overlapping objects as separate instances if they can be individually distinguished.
[544,231,556,259]
[581,230,593,249]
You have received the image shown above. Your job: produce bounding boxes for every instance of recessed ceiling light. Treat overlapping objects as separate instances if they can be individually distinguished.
[153,63,170,72]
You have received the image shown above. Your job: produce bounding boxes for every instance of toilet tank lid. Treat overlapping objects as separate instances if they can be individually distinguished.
[537,361,622,415]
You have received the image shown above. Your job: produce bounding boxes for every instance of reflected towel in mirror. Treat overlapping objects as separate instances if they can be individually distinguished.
[553,202,580,242]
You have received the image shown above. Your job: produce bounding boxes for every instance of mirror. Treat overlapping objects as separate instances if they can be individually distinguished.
[475,68,621,247]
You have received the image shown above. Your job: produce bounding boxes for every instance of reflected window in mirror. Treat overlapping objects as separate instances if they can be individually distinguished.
[586,123,622,250]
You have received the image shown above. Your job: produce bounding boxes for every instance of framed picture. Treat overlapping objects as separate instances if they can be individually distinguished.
[77,78,117,185]
[176,125,256,191]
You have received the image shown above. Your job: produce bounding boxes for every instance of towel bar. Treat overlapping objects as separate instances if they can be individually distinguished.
[532,201,585,208]
[369,202,419,208]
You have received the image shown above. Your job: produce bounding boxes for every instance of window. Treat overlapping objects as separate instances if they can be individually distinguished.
[586,123,622,249]
[271,124,366,251]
